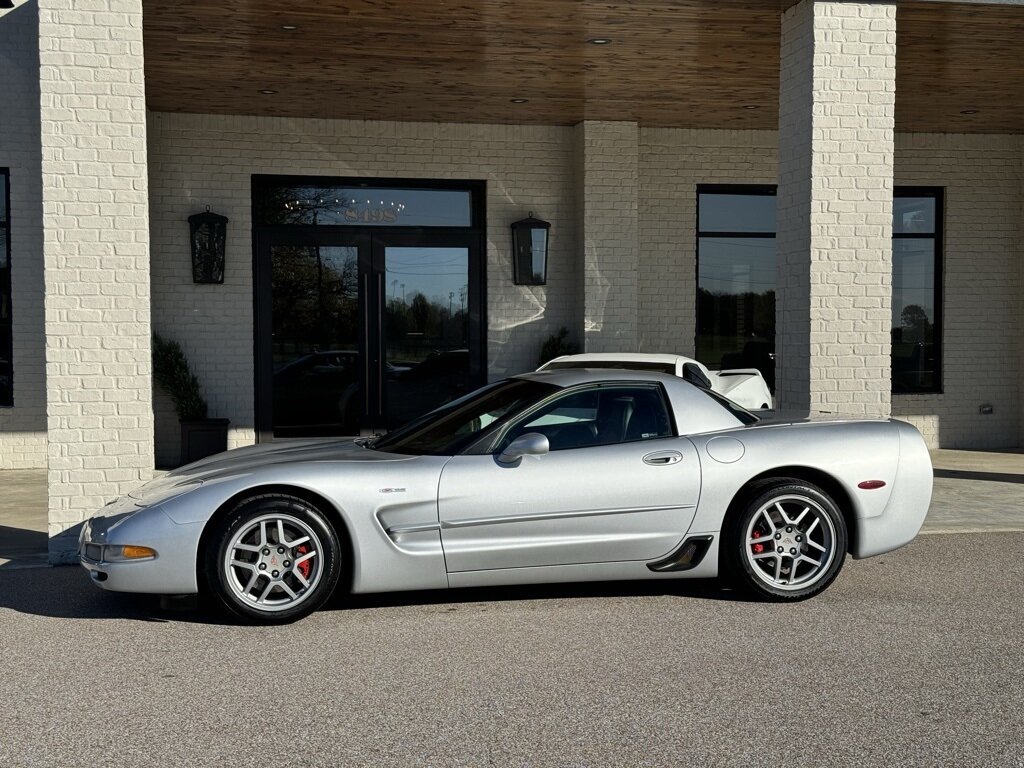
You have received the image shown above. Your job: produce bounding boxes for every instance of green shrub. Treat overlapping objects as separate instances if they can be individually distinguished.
[153,333,208,421]
[538,327,579,368]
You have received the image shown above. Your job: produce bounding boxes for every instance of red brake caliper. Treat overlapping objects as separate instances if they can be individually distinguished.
[751,530,765,554]
[295,544,312,580]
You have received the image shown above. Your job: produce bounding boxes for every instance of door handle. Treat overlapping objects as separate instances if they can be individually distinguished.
[643,450,683,466]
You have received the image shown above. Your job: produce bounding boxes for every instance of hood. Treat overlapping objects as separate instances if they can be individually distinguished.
[130,438,413,501]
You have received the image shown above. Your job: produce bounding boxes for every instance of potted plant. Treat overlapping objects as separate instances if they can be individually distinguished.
[153,333,230,466]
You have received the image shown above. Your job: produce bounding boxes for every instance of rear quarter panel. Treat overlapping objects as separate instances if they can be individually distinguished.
[686,420,904,553]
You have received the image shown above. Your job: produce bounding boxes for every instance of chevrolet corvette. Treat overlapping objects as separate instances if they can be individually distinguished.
[79,369,932,623]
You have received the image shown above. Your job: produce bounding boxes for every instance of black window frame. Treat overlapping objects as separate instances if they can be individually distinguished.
[695,184,778,389]
[694,184,944,395]
[251,175,486,230]
[0,168,11,407]
[891,187,944,395]
[251,175,488,440]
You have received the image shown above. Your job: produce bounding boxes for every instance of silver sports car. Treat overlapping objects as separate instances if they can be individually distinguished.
[79,369,933,623]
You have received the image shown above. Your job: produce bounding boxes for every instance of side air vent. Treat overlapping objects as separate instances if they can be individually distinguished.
[647,535,714,572]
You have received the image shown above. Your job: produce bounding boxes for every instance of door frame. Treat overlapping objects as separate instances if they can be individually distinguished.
[251,176,487,442]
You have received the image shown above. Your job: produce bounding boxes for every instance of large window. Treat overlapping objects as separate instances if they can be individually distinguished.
[891,190,942,393]
[695,186,943,394]
[0,169,11,406]
[696,186,777,391]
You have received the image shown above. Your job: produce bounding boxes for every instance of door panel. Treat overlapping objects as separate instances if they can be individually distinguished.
[438,439,701,572]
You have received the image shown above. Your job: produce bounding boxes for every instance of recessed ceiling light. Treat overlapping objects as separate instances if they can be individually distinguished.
[743,105,760,110]
[259,89,277,95]
[587,38,612,45]
[510,98,528,104]
[281,24,298,30]
[959,109,979,115]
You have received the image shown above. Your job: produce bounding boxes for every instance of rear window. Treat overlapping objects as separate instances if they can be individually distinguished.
[702,389,760,425]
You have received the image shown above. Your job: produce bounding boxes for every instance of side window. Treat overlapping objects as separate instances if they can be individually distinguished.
[499,385,673,452]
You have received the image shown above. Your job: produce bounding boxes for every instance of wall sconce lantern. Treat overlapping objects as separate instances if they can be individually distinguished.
[511,212,550,286]
[188,207,228,284]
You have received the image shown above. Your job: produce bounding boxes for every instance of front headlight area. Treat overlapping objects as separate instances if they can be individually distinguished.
[78,506,160,564]
[81,543,158,563]
[79,502,205,595]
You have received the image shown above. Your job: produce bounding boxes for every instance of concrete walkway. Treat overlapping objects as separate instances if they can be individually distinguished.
[0,469,47,569]
[925,449,1024,533]
[1,449,1022,567]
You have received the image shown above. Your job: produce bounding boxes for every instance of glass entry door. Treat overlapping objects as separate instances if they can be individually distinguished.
[266,240,365,437]
[378,234,475,430]
[256,230,482,438]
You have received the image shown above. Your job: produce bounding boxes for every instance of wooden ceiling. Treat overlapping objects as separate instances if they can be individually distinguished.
[143,0,1024,133]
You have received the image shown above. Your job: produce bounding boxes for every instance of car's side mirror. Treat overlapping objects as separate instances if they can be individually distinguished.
[497,432,550,464]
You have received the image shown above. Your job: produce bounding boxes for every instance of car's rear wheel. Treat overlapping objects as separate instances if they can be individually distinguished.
[725,480,847,601]
[205,494,342,623]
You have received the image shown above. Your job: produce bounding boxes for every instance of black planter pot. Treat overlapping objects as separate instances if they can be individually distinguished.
[179,418,230,466]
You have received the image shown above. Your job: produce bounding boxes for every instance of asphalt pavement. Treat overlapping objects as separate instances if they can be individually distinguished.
[0,532,1022,767]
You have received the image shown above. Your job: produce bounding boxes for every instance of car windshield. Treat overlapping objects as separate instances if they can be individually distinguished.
[369,378,558,456]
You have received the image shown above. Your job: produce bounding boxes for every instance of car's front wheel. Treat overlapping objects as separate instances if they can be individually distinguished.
[205,494,342,623]
[725,480,847,601]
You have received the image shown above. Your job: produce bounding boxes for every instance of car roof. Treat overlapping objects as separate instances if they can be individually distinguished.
[516,367,691,388]
[544,352,696,366]
[515,368,747,432]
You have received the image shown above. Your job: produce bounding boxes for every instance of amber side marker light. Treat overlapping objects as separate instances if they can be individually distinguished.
[857,480,887,490]
[120,545,157,559]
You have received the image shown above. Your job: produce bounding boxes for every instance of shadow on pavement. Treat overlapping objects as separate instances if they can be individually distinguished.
[0,563,751,624]
[0,524,47,562]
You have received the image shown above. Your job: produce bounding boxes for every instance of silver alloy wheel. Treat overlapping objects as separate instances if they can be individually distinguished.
[743,494,836,591]
[223,513,325,613]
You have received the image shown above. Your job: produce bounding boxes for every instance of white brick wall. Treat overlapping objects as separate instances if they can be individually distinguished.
[776,0,896,417]
[637,127,1022,448]
[39,0,154,557]
[0,1,47,470]
[147,113,578,466]
[639,129,777,354]
[575,121,640,352]
[892,134,1023,449]
[147,112,1020,458]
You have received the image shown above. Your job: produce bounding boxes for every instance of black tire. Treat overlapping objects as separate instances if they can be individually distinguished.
[723,479,847,601]
[204,494,342,624]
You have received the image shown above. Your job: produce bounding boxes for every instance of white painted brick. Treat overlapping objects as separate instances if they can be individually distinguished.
[38,0,154,559]
[575,121,639,352]
[638,129,777,355]
[776,0,896,418]
[891,133,1023,449]
[0,1,47,469]
[147,112,579,467]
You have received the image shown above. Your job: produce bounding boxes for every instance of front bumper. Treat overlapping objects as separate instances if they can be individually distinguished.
[78,500,205,595]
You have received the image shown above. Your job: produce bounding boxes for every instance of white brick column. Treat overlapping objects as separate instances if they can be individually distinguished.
[38,0,153,560]
[776,0,896,416]
[574,121,639,352]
